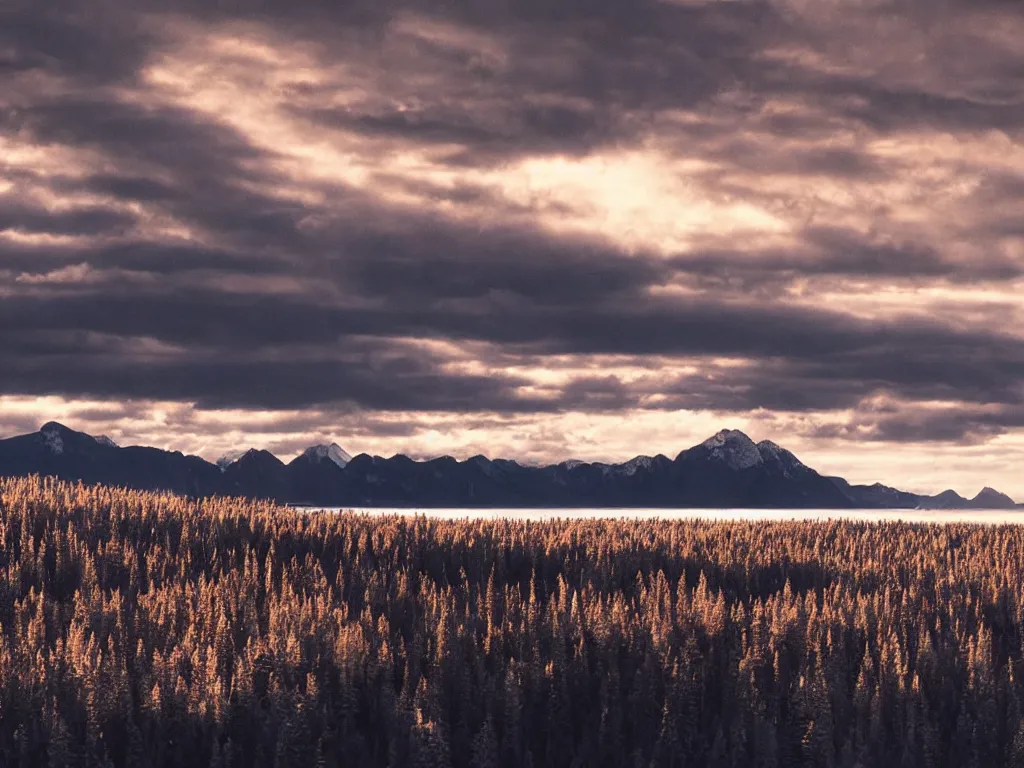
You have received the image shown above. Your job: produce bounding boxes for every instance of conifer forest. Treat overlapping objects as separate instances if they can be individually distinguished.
[3,476,1024,767]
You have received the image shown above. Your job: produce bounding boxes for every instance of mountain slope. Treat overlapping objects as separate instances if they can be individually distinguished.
[971,487,1017,509]
[0,422,223,496]
[220,449,289,500]
[670,430,853,508]
[827,478,922,509]
[286,444,352,505]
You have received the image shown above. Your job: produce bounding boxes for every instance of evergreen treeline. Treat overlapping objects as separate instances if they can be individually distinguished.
[1,476,1024,767]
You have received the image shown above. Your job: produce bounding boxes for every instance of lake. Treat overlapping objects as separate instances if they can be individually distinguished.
[302,507,1024,524]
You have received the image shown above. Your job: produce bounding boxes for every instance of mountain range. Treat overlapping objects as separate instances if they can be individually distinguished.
[0,422,1018,510]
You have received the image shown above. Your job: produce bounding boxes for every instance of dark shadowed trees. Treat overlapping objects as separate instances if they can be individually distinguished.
[1,476,1024,766]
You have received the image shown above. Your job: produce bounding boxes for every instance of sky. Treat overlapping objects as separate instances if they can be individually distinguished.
[2,0,1023,499]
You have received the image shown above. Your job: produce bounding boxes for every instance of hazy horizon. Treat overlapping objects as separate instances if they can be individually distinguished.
[307,507,1024,523]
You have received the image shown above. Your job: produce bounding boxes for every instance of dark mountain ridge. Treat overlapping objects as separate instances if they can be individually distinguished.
[0,422,1017,509]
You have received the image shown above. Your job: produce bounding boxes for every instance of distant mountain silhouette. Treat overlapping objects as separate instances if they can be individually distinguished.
[823,479,1020,511]
[286,444,350,505]
[970,487,1018,509]
[0,422,221,497]
[826,477,923,509]
[219,449,288,500]
[0,422,1017,510]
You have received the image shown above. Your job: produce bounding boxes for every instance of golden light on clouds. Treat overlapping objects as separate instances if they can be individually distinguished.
[501,152,791,253]
[137,19,798,257]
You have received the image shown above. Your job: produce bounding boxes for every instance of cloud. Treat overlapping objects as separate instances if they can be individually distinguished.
[807,402,1024,446]
[2,0,1024,496]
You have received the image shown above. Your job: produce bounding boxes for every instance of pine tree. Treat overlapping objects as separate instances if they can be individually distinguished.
[470,716,499,768]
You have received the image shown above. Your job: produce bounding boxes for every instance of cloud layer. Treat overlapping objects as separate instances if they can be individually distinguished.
[2,0,1023,495]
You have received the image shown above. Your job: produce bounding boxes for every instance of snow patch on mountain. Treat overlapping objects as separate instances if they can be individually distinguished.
[302,443,352,469]
[617,456,655,476]
[216,450,247,471]
[701,429,763,470]
[95,435,119,448]
[40,423,64,455]
[757,440,806,478]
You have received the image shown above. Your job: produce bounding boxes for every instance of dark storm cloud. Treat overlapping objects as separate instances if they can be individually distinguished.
[330,222,667,305]
[70,174,182,204]
[649,342,1024,415]
[4,97,353,262]
[3,264,1016,363]
[5,0,1017,150]
[298,101,623,165]
[265,0,789,169]
[702,142,889,180]
[808,404,1024,445]
[2,100,314,257]
[0,240,290,279]
[0,201,136,237]
[0,355,547,413]
[0,5,153,85]
[9,99,269,188]
[2,272,1022,417]
[662,229,1023,294]
[841,85,1024,136]
[0,321,548,412]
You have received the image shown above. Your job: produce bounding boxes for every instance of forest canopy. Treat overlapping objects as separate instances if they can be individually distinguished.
[1,476,1023,767]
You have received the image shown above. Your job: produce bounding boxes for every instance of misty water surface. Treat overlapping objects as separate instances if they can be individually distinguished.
[304,508,1024,524]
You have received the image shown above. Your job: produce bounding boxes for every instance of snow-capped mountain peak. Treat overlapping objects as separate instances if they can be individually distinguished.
[700,429,763,470]
[35,422,119,454]
[302,443,352,469]
[216,450,247,471]
[217,448,287,471]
